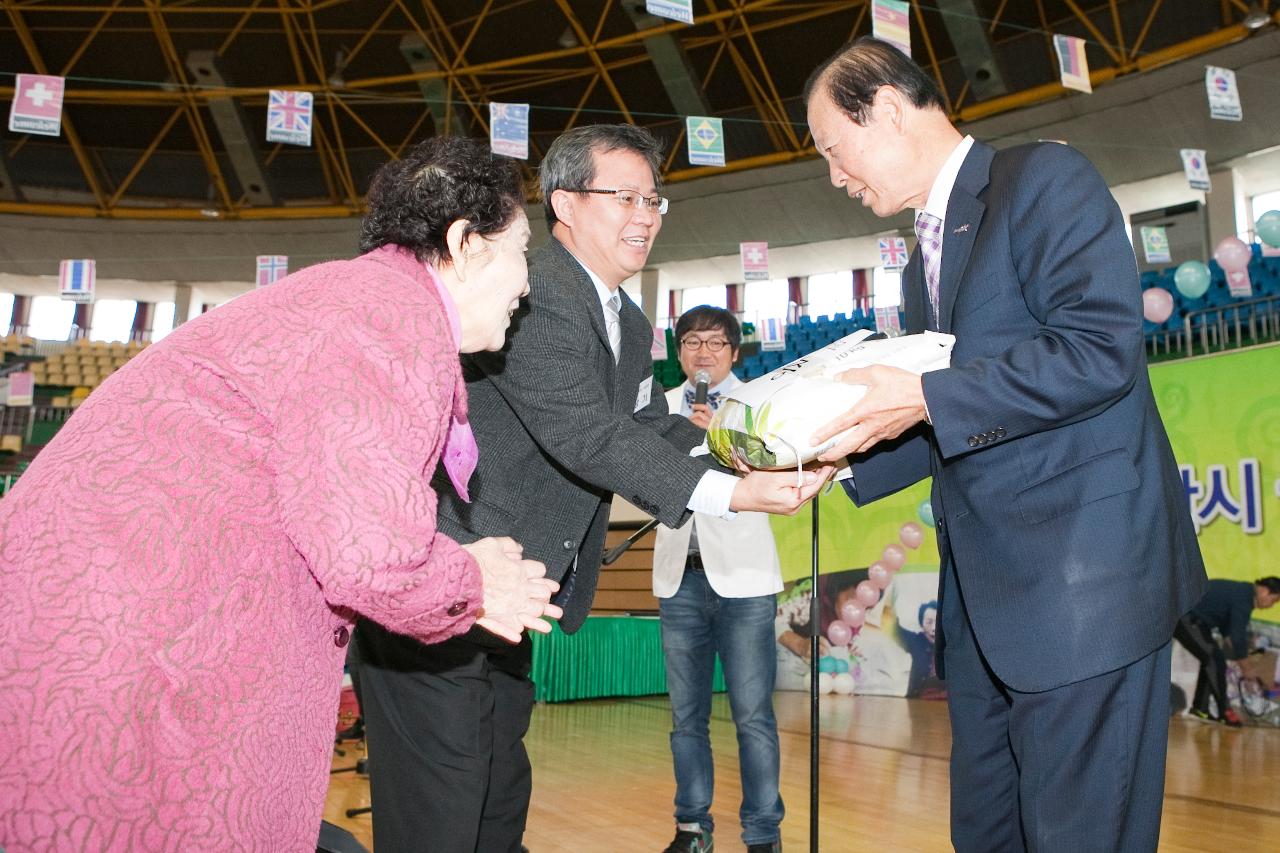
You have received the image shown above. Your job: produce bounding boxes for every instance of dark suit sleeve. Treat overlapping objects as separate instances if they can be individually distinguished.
[923,144,1145,460]
[843,425,932,506]
[1226,593,1252,660]
[474,267,709,529]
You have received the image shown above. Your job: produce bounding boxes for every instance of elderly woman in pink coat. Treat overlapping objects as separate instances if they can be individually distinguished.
[0,137,560,851]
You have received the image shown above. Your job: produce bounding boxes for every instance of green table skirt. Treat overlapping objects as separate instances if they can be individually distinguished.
[530,615,726,703]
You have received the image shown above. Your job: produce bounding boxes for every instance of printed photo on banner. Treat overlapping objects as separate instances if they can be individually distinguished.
[489,103,529,160]
[8,74,65,137]
[645,0,693,25]
[740,241,769,281]
[1053,34,1092,93]
[256,255,288,287]
[686,116,725,167]
[1141,226,1171,264]
[1205,66,1242,121]
[266,90,313,147]
[871,0,911,57]
[59,259,95,304]
[1181,148,1211,191]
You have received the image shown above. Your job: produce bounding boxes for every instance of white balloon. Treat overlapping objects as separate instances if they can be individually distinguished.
[817,672,835,694]
[832,672,855,695]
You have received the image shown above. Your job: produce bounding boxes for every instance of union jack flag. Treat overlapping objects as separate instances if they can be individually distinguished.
[267,89,313,146]
[878,236,908,269]
[256,255,288,287]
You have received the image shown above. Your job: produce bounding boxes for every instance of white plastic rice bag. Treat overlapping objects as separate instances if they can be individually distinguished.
[706,330,955,470]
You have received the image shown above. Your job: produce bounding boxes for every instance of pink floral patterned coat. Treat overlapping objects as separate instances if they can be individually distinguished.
[0,246,482,851]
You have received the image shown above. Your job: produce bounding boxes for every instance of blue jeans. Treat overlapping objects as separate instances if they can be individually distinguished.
[660,568,784,846]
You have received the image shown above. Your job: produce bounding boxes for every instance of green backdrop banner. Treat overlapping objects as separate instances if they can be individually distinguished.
[768,343,1280,624]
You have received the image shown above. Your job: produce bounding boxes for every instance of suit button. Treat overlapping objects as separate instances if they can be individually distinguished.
[996,427,1006,438]
[447,600,468,617]
[333,626,350,647]
[967,436,978,447]
[562,539,576,550]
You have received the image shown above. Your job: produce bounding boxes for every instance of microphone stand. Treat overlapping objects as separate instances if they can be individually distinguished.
[602,518,660,565]
[810,493,821,853]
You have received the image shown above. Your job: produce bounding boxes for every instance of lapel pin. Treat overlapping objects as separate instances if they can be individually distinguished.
[953,223,970,234]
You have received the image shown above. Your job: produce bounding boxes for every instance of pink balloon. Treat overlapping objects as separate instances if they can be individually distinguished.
[868,562,893,589]
[881,543,906,571]
[1214,236,1252,271]
[899,521,924,549]
[827,619,853,646]
[1141,288,1173,323]
[855,580,880,608]
[840,601,865,628]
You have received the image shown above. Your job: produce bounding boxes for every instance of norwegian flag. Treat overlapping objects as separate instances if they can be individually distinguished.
[256,255,288,287]
[879,236,909,269]
[266,90,313,146]
[59,259,96,303]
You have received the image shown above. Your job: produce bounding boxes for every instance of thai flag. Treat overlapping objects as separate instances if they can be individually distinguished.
[59,259,95,302]
[256,255,288,287]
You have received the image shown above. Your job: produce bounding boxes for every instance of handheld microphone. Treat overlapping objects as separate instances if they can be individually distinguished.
[693,369,710,406]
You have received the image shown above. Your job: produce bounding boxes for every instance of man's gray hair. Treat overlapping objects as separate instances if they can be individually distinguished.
[539,124,665,226]
[804,36,946,126]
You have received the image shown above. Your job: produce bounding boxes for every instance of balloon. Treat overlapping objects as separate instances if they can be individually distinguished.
[1173,261,1211,299]
[1141,288,1173,323]
[881,543,907,571]
[840,601,865,628]
[827,620,853,646]
[918,499,936,528]
[832,672,855,694]
[818,672,835,694]
[1258,210,1280,249]
[1213,235,1251,271]
[855,580,880,608]
[833,658,850,674]
[899,521,925,549]
[868,562,893,590]
[818,655,838,673]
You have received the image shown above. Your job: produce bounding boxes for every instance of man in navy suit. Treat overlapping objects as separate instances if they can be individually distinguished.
[804,38,1206,851]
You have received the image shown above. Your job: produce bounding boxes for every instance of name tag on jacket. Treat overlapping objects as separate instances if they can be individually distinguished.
[635,376,653,413]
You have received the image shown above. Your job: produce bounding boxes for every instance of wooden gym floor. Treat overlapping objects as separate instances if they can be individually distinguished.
[325,692,1280,852]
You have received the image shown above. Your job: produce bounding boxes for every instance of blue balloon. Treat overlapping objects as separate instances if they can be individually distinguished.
[833,658,850,674]
[1174,261,1211,299]
[1258,210,1280,249]
[918,499,936,528]
[818,656,838,674]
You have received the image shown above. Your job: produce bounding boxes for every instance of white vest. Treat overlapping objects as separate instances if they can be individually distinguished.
[651,382,784,599]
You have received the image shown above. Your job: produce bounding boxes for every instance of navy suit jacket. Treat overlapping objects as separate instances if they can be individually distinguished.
[845,140,1206,692]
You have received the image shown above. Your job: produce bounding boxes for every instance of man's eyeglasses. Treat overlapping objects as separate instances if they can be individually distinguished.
[679,337,731,352]
[570,188,669,215]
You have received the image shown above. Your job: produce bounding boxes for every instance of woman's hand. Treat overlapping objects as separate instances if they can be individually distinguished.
[463,537,563,643]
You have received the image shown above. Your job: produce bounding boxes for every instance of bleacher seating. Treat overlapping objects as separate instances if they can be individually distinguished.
[734,307,892,380]
[1143,246,1280,356]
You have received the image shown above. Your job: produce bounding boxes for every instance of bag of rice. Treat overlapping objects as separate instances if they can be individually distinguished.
[706,330,954,470]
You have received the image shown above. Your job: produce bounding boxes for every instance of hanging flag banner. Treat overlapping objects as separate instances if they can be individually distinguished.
[740,241,769,282]
[874,305,902,335]
[8,74,65,137]
[759,317,786,351]
[1140,226,1171,264]
[651,327,669,360]
[266,89,313,146]
[59,259,95,304]
[872,0,912,57]
[4,371,34,407]
[1181,149,1211,192]
[878,236,909,270]
[1053,35,1092,93]
[686,116,725,167]
[1225,268,1252,298]
[646,0,694,24]
[1205,66,1242,122]
[489,102,529,160]
[256,255,289,287]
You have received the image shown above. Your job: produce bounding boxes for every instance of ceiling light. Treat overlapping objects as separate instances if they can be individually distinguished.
[1243,1,1270,30]
[557,27,578,49]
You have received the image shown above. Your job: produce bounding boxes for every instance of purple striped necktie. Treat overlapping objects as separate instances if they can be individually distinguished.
[915,210,943,321]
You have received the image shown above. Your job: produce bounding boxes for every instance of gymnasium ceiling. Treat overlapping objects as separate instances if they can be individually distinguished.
[1,0,1277,224]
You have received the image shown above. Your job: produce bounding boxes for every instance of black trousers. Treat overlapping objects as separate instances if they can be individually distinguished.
[354,621,535,853]
[942,563,1172,853]
[1172,615,1228,717]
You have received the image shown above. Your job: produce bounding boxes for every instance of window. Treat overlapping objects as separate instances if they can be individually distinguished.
[0,292,13,334]
[873,267,903,308]
[806,271,854,319]
[743,278,789,323]
[678,285,727,313]
[89,299,137,343]
[1252,190,1280,224]
[27,296,75,340]
[151,302,176,342]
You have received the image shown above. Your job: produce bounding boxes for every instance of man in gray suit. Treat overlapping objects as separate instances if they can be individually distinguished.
[356,124,830,853]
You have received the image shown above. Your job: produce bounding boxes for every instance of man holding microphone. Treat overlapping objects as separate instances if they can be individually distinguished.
[653,305,786,853]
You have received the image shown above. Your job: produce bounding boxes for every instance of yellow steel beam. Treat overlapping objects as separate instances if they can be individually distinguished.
[728,0,803,151]
[106,106,184,207]
[1062,0,1122,65]
[215,0,268,55]
[911,0,954,115]
[552,0,634,123]
[331,96,397,161]
[704,0,788,152]
[6,4,109,209]
[58,0,125,76]
[1108,0,1125,57]
[1128,0,1166,61]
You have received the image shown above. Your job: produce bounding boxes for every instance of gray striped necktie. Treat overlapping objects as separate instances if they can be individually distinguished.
[915,210,943,322]
[605,291,622,362]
